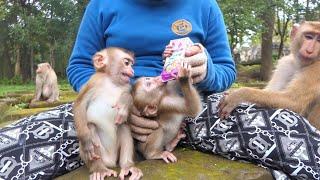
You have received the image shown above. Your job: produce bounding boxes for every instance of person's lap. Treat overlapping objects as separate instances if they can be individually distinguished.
[0,93,319,179]
[181,93,320,179]
[0,103,81,179]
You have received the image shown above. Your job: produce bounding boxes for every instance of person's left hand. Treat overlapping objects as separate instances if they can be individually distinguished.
[163,43,208,84]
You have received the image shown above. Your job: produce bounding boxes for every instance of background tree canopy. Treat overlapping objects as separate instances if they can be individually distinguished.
[0,0,319,83]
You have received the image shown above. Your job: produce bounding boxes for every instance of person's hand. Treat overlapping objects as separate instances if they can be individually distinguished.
[183,43,207,84]
[129,106,159,142]
[162,43,208,84]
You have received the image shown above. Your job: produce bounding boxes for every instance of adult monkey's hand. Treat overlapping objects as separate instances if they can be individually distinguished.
[129,106,159,142]
[163,43,208,84]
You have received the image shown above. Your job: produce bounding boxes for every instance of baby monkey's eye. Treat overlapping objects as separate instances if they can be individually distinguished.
[124,58,133,66]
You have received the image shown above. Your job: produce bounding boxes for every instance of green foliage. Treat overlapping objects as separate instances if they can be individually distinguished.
[0,76,26,85]
[0,1,7,21]
[0,0,85,80]
[0,0,320,81]
[14,103,28,109]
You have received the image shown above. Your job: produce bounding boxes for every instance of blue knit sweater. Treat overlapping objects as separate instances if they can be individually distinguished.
[67,0,236,93]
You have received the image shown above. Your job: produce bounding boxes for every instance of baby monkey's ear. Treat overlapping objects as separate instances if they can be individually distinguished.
[93,51,107,70]
[142,105,158,117]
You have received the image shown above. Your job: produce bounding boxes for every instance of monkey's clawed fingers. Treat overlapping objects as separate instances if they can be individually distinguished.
[161,151,177,163]
[177,61,192,79]
[83,140,101,161]
[88,151,100,161]
[90,169,117,180]
[119,167,143,180]
[217,95,237,119]
[114,107,128,125]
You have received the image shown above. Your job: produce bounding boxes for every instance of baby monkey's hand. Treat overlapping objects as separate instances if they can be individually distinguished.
[177,62,192,83]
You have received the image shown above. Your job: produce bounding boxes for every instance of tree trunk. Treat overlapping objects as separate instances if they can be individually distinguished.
[260,1,275,81]
[14,44,21,77]
[49,39,56,68]
[306,0,310,20]
[0,45,13,79]
[30,47,34,80]
[277,19,289,59]
[21,45,31,81]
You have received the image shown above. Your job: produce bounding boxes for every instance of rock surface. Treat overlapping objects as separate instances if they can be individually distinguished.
[55,148,272,180]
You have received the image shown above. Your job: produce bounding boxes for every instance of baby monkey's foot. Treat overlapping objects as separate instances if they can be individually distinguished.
[161,151,177,163]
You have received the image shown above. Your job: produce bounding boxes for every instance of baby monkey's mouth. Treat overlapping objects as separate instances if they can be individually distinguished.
[121,72,132,83]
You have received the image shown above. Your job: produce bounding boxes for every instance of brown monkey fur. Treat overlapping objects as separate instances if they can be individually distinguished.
[73,47,142,180]
[132,62,202,163]
[219,21,320,129]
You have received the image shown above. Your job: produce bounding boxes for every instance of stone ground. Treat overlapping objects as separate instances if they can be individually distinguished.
[0,87,272,180]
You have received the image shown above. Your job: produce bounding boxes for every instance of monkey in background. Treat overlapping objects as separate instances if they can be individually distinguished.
[31,62,59,103]
[73,47,143,180]
[218,21,320,129]
[132,62,202,163]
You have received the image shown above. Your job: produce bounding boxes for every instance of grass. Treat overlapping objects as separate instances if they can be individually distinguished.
[0,84,35,96]
[0,79,73,97]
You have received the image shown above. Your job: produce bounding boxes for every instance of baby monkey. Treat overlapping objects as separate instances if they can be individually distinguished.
[132,62,202,163]
[73,47,142,180]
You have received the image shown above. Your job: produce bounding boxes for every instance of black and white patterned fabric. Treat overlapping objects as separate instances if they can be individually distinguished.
[0,103,82,180]
[181,93,320,180]
[0,93,320,179]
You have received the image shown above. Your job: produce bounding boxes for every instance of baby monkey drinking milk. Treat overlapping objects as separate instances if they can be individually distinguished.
[132,61,202,163]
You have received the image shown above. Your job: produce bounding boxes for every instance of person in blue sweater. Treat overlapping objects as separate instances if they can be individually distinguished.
[67,0,235,93]
[66,0,236,145]
[0,0,319,179]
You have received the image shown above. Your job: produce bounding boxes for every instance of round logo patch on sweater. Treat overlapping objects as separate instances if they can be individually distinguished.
[171,19,192,36]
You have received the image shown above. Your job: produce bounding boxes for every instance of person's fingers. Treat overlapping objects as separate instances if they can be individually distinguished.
[130,114,159,129]
[130,124,154,135]
[191,64,206,77]
[185,45,202,57]
[192,74,206,84]
[162,45,174,59]
[165,44,173,50]
[183,53,206,67]
[131,133,147,142]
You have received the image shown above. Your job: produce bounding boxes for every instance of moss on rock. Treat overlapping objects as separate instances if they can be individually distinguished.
[0,107,50,123]
[56,148,272,180]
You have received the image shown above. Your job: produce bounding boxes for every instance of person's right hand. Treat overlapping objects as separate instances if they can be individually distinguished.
[129,106,159,142]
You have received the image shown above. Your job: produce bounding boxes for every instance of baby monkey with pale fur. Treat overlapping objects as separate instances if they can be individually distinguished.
[73,47,143,180]
[132,62,202,163]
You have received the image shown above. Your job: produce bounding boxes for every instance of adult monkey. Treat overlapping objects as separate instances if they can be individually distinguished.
[218,21,320,129]
[31,62,59,103]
